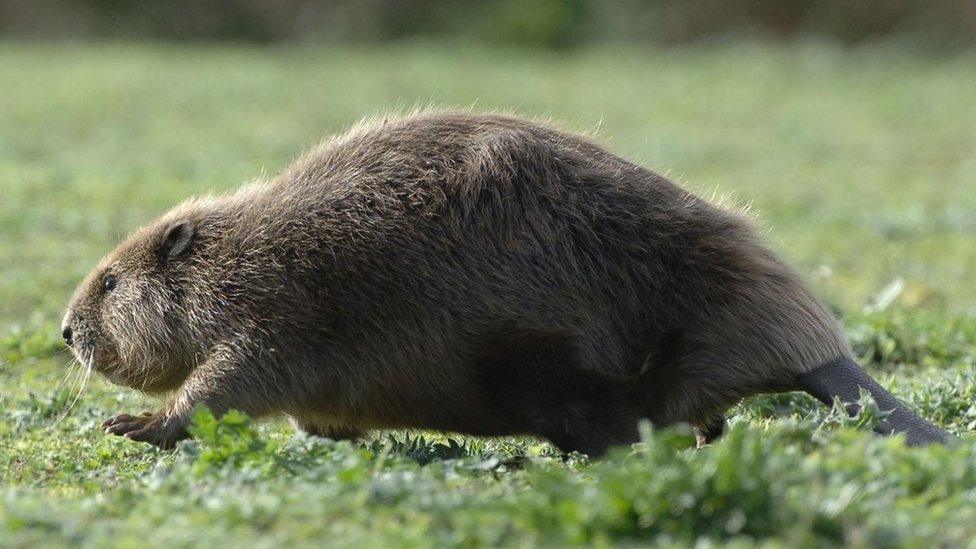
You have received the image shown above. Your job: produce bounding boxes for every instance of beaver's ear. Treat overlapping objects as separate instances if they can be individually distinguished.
[159,222,196,260]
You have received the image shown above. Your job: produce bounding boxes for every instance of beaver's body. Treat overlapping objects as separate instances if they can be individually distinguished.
[63,111,948,452]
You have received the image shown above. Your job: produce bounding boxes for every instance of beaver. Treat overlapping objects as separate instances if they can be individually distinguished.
[62,110,950,453]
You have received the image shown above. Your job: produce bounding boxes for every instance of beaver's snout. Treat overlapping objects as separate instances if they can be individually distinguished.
[61,311,75,347]
[60,311,90,358]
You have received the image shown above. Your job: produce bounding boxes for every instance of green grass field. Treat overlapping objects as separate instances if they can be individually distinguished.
[2,42,975,546]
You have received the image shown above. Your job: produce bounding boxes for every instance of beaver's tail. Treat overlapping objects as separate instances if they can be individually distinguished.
[798,356,952,446]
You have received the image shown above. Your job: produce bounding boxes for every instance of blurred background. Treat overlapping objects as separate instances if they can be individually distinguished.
[1,0,975,343]
[3,0,976,49]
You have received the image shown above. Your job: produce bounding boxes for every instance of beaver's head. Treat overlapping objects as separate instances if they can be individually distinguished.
[62,204,222,393]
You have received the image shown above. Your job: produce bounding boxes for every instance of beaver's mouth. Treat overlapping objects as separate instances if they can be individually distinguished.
[67,340,95,371]
[88,354,143,390]
[68,339,121,378]
[68,336,188,394]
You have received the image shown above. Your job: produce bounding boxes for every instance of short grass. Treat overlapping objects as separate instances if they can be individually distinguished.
[1,41,975,547]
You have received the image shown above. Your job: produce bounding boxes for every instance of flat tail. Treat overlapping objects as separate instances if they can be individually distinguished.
[798,356,952,446]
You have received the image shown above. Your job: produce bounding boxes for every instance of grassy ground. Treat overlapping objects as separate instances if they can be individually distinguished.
[1,41,975,546]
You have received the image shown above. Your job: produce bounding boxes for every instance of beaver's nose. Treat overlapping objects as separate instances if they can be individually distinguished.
[62,326,73,346]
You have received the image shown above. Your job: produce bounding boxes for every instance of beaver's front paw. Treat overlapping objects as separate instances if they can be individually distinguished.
[102,412,189,449]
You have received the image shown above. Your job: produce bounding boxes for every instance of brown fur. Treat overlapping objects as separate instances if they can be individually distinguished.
[65,110,851,453]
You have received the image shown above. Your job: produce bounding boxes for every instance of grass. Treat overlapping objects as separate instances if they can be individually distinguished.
[1,41,975,546]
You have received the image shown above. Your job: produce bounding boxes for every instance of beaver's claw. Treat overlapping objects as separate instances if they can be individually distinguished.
[103,411,188,449]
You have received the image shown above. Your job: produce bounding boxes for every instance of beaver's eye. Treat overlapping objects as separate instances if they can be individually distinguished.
[102,275,117,292]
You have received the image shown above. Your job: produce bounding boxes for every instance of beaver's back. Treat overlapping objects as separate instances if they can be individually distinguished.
[279,115,720,339]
